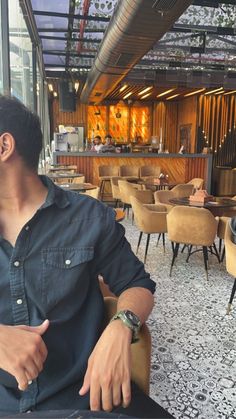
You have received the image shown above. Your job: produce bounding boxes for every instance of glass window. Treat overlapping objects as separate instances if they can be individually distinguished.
[9,0,33,109]
[0,4,3,93]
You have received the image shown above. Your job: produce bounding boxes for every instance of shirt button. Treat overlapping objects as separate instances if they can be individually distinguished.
[65,259,71,266]
[16,299,23,305]
[25,226,30,231]
[14,261,20,267]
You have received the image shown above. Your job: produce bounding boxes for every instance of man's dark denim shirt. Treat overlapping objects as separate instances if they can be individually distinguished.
[0,176,155,413]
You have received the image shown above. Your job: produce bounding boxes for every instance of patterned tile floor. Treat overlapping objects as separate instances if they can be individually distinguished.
[121,216,236,419]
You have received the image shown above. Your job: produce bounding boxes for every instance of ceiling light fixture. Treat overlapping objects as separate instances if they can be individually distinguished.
[138,86,153,96]
[184,88,206,97]
[204,87,223,95]
[74,82,80,92]
[214,90,225,95]
[140,92,152,99]
[166,94,180,100]
[157,88,175,98]
[123,91,133,99]
[120,84,128,93]
[224,90,236,96]
[48,83,53,92]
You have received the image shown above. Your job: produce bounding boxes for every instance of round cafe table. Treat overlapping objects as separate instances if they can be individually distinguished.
[48,173,84,181]
[59,183,97,192]
[169,197,236,216]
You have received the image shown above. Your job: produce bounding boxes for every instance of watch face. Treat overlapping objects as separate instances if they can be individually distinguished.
[125,310,140,327]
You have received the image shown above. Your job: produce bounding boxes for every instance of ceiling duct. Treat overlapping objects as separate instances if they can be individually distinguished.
[80,0,193,103]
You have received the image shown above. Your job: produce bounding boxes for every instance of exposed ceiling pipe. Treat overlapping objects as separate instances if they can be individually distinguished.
[77,0,91,54]
[80,0,193,103]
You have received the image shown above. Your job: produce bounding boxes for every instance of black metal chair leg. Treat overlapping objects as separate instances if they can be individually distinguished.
[226,278,236,315]
[156,233,161,247]
[219,238,222,255]
[171,241,175,253]
[203,246,209,280]
[186,245,193,263]
[170,242,179,277]
[220,246,225,263]
[162,233,165,253]
[144,234,150,264]
[136,232,143,254]
[181,244,187,253]
[212,241,220,263]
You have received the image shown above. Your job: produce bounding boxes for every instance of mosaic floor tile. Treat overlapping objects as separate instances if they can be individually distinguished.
[121,216,236,419]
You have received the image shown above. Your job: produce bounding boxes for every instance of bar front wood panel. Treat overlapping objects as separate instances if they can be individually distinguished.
[56,154,209,187]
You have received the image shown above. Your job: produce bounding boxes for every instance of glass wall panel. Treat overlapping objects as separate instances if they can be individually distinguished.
[9,0,33,109]
[130,106,151,142]
[109,104,129,142]
[0,4,3,93]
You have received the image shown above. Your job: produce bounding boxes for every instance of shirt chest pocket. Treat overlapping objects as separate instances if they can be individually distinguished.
[41,247,94,312]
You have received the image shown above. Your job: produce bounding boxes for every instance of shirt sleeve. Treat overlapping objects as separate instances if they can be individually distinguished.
[93,206,156,296]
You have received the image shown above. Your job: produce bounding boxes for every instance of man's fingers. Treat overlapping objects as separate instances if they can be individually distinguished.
[112,383,121,407]
[90,379,101,411]
[79,367,91,396]
[121,380,131,408]
[16,320,49,335]
[14,370,29,392]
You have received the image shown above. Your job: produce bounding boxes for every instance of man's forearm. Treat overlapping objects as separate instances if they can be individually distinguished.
[117,287,154,324]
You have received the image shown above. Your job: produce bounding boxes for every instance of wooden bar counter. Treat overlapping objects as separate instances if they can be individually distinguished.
[53,152,213,192]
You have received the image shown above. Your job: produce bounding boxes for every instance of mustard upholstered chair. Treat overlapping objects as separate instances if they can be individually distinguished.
[224,221,236,314]
[130,196,167,263]
[83,186,100,199]
[72,175,85,184]
[154,190,175,212]
[103,296,151,395]
[222,196,236,218]
[217,216,230,262]
[171,183,194,198]
[98,165,120,200]
[110,176,122,207]
[118,180,153,217]
[187,178,204,190]
[167,206,219,279]
[139,165,161,181]
[119,165,140,181]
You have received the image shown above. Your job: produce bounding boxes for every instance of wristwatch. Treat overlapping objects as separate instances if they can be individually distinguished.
[110,310,141,343]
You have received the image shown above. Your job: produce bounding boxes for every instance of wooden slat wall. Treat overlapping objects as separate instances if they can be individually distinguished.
[177,97,198,153]
[52,99,88,134]
[57,155,209,187]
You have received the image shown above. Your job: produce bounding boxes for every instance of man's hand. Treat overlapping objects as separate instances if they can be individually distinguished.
[0,320,49,391]
[79,320,132,412]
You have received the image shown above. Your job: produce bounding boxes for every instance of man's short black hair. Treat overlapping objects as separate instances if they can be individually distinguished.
[105,134,112,140]
[94,135,101,141]
[0,95,43,170]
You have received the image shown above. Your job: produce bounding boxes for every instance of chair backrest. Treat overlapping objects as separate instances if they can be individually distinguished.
[140,165,161,178]
[130,196,167,234]
[171,184,194,198]
[120,165,140,178]
[225,221,236,277]
[154,190,175,205]
[83,187,100,199]
[98,165,119,177]
[187,178,204,190]
[118,180,153,205]
[167,206,218,246]
[72,175,85,184]
[103,296,151,395]
[111,177,122,200]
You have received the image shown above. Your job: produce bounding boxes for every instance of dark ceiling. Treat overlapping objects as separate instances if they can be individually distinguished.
[29,0,236,102]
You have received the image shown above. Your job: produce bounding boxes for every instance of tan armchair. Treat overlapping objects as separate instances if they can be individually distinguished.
[103,296,151,395]
[217,216,230,262]
[171,184,194,198]
[130,196,167,263]
[187,178,204,190]
[119,165,140,181]
[83,186,100,199]
[72,175,85,184]
[167,206,218,279]
[118,180,153,218]
[98,165,120,200]
[224,221,236,314]
[110,176,122,207]
[139,165,161,181]
[154,190,175,212]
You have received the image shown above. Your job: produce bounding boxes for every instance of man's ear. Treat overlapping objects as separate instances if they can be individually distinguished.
[0,132,15,162]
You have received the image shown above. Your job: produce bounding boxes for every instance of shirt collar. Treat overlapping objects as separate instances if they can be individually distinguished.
[39,175,70,210]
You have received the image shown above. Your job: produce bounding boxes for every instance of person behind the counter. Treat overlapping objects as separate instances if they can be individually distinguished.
[100,134,116,153]
[90,135,103,152]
